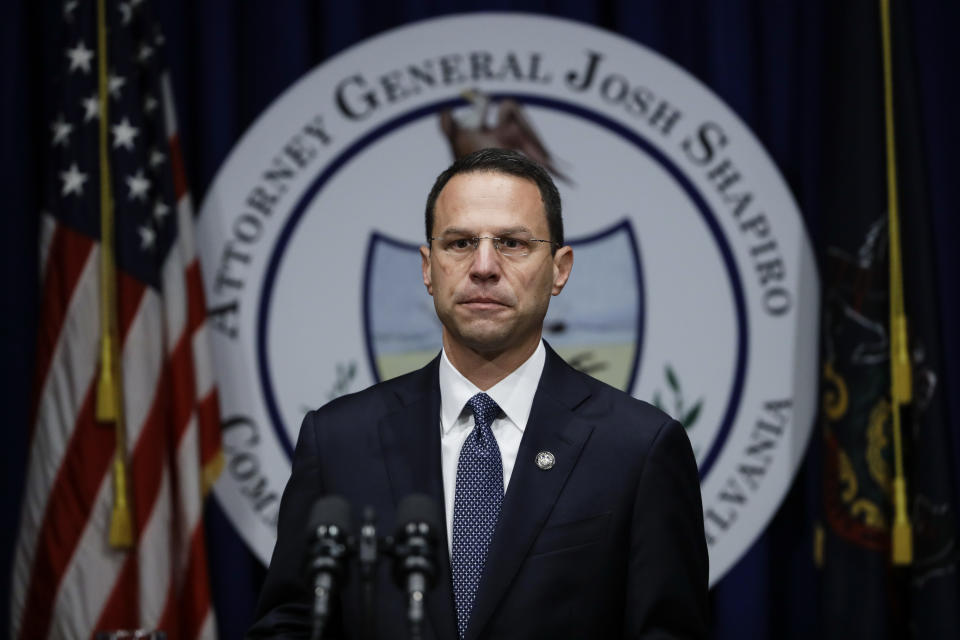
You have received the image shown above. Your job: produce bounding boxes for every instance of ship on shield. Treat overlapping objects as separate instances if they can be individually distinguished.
[362,219,645,392]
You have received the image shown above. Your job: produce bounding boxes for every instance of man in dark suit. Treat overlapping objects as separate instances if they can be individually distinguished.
[248,149,708,639]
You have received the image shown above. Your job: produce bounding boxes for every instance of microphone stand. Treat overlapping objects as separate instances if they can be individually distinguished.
[306,497,352,640]
[391,495,440,640]
[306,495,438,640]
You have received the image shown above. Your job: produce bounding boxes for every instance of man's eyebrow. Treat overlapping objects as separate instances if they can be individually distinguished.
[492,226,532,236]
[436,227,473,236]
[437,226,533,236]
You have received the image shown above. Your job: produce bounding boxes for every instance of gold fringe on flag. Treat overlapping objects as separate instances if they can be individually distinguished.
[202,451,225,498]
[879,0,912,566]
[813,522,825,569]
[95,0,133,549]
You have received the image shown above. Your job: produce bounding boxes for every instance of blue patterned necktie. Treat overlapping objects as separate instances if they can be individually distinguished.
[451,392,504,639]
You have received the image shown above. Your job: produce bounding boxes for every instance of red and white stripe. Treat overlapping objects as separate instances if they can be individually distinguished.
[12,73,222,640]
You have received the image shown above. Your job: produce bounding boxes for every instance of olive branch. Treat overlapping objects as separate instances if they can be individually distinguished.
[652,364,703,430]
[327,361,357,401]
[302,361,358,415]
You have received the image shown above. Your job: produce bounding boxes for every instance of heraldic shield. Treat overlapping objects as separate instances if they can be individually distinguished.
[362,219,645,391]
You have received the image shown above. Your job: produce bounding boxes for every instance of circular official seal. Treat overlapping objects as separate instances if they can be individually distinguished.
[197,13,819,586]
[535,451,556,471]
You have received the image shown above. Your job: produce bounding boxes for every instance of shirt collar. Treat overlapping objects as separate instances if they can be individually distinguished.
[438,340,546,435]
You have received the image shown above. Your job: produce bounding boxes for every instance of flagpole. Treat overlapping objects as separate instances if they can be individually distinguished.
[95,0,133,549]
[879,0,912,566]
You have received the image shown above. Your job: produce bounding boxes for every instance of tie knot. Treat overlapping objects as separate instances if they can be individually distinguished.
[467,392,500,430]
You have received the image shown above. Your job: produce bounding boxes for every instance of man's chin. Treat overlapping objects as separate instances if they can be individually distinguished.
[449,324,517,355]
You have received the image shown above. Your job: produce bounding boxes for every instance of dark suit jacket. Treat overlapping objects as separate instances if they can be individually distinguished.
[248,344,708,639]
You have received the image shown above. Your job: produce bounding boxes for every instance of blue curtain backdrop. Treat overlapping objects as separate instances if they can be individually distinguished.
[3,1,958,638]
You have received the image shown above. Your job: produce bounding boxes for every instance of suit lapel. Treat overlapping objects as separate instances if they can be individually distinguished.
[465,346,595,640]
[377,358,458,640]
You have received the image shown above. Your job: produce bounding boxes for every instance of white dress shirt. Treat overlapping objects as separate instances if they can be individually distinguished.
[438,340,546,553]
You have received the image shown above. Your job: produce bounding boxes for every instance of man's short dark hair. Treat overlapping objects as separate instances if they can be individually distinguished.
[424,148,563,251]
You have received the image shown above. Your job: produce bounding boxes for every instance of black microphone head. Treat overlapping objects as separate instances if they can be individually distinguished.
[393,494,441,590]
[394,494,440,538]
[309,495,353,539]
[305,496,352,635]
[306,496,353,584]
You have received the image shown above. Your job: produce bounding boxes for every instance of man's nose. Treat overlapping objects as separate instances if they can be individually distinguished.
[469,238,501,280]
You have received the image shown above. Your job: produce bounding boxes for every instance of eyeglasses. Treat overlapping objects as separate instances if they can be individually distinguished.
[429,235,558,259]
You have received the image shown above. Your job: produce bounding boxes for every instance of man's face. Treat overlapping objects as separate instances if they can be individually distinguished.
[420,171,573,357]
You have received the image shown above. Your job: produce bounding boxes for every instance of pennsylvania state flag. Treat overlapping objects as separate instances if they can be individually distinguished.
[818,1,959,639]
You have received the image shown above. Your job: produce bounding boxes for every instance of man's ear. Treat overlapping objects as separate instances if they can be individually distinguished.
[551,246,573,295]
[420,245,434,295]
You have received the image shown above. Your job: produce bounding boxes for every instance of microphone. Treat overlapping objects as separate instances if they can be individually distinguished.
[307,496,353,640]
[392,494,441,640]
[358,507,379,640]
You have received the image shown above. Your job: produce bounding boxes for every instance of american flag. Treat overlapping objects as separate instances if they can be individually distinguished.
[12,1,222,638]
